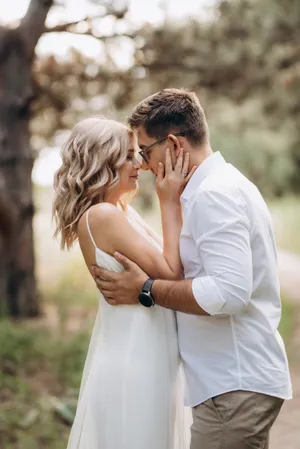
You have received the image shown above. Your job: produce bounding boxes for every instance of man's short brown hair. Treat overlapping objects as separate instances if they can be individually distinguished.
[127,88,208,146]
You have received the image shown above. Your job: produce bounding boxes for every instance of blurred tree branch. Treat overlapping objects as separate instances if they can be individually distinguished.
[19,0,54,60]
[44,6,128,34]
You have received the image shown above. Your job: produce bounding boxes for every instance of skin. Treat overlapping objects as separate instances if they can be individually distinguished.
[77,130,196,297]
[137,125,211,175]
[91,125,212,315]
[105,146,140,205]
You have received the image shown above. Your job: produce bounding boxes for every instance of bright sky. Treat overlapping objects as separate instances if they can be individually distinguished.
[0,0,216,26]
[0,0,216,186]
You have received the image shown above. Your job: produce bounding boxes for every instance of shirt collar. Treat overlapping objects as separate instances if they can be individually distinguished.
[181,151,226,203]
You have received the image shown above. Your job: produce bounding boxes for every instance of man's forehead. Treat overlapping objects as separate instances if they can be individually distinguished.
[136,127,153,148]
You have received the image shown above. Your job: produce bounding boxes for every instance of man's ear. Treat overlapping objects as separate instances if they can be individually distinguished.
[167,134,181,157]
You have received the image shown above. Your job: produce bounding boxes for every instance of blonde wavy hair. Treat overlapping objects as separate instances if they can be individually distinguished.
[52,117,135,250]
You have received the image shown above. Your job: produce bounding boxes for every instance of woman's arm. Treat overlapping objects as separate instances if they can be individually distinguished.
[78,202,182,281]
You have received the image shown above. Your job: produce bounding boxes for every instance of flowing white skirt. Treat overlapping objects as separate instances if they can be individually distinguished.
[66,251,190,449]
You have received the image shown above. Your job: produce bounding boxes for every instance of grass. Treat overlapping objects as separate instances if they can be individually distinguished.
[279,298,294,343]
[0,319,90,449]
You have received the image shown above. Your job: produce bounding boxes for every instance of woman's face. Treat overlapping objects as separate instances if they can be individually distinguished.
[117,135,141,195]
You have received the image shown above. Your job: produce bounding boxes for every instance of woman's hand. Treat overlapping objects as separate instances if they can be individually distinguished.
[156,148,196,203]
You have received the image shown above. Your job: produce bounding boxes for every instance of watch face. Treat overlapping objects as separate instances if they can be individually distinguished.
[138,292,154,308]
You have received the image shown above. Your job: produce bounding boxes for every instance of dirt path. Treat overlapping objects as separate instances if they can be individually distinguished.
[270,249,300,448]
[277,249,300,303]
[270,372,300,448]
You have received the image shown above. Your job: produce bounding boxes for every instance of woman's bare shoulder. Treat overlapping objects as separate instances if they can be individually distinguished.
[77,203,129,256]
[90,203,123,221]
[78,203,125,236]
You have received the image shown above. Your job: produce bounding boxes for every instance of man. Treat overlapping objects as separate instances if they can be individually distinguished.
[92,88,292,448]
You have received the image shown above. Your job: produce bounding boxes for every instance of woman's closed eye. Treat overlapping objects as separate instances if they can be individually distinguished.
[127,150,135,161]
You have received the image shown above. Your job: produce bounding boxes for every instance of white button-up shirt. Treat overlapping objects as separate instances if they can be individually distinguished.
[178,151,292,407]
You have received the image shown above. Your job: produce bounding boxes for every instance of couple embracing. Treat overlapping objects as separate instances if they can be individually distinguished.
[52,88,292,449]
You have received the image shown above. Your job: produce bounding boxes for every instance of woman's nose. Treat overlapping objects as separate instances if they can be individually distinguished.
[134,157,142,169]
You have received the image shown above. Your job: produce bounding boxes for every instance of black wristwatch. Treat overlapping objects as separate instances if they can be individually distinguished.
[138,278,155,308]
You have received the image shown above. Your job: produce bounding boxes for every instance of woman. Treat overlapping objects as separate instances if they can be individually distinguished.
[52,117,193,449]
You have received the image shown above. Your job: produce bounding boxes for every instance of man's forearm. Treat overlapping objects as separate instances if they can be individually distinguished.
[152,278,209,315]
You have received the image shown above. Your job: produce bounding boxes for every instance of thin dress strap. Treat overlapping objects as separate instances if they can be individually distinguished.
[86,208,97,249]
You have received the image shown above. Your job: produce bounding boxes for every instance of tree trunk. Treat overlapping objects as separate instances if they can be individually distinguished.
[0,0,53,317]
[0,176,15,315]
[0,27,39,316]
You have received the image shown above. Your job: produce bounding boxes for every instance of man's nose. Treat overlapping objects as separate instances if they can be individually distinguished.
[140,160,149,171]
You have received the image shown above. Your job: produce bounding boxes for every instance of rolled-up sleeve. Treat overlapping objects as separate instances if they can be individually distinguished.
[189,189,252,316]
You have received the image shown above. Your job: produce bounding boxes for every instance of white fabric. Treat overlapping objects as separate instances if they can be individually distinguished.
[67,208,191,449]
[178,151,292,407]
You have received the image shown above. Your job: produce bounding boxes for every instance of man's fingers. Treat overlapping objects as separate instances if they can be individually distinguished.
[165,148,172,175]
[103,296,118,306]
[182,151,190,176]
[94,277,115,292]
[185,165,197,184]
[92,265,116,281]
[100,287,115,297]
[174,147,184,174]
[156,162,164,183]
[114,251,134,270]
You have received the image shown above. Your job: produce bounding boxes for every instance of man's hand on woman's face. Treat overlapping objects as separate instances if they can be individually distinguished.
[92,252,148,306]
[156,148,196,203]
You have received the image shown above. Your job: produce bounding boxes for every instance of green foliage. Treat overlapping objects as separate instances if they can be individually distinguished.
[0,321,42,376]
[208,98,295,198]
[0,319,89,389]
[49,331,90,388]
[279,298,294,345]
[0,320,90,448]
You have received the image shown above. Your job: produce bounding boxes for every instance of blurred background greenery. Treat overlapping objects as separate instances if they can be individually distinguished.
[0,0,300,447]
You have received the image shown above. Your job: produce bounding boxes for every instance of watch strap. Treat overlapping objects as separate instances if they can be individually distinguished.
[141,278,154,294]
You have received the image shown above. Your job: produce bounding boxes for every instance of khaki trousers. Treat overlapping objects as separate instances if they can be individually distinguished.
[190,391,284,449]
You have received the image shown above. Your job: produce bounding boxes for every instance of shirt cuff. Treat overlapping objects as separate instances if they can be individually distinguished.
[192,276,226,315]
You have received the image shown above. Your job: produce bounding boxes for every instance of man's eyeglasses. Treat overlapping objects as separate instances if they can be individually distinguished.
[138,132,186,164]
